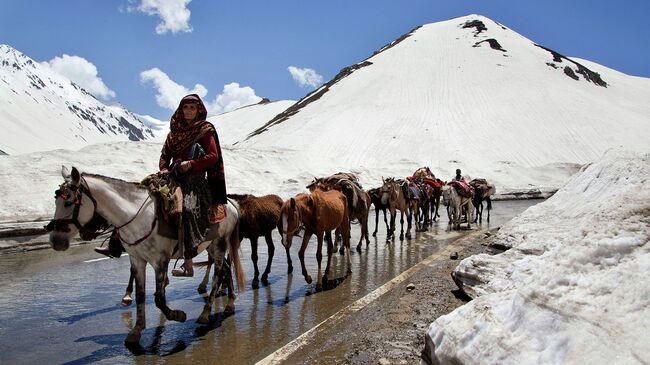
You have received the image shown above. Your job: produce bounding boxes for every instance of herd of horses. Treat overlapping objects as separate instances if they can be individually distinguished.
[46,166,495,345]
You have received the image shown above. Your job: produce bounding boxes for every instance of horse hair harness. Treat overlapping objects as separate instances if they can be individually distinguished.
[45,176,157,245]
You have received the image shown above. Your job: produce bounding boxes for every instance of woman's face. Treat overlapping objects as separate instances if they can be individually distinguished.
[182,103,199,122]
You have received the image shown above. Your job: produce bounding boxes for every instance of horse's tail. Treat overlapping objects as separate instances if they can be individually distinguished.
[229,217,246,292]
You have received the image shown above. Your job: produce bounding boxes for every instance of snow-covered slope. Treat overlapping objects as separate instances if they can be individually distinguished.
[0,44,160,155]
[423,151,650,364]
[208,99,295,145]
[240,15,649,189]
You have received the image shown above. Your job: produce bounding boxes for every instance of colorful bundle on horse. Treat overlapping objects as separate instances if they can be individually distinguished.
[448,180,473,198]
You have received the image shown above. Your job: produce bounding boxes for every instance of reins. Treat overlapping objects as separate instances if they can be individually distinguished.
[47,176,157,246]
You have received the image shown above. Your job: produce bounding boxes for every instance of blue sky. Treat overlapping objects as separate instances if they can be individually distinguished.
[2,0,649,120]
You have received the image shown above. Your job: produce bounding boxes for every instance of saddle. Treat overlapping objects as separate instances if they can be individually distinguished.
[449,180,473,198]
[469,178,494,199]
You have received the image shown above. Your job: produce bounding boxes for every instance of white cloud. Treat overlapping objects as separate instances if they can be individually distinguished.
[41,55,116,100]
[288,66,323,88]
[140,67,207,109]
[140,68,261,115]
[206,83,262,115]
[128,0,193,35]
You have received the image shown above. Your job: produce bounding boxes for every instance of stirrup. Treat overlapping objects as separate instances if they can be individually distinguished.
[171,265,194,277]
[94,246,114,258]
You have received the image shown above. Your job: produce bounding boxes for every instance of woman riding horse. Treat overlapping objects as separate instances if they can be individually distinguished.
[160,94,228,277]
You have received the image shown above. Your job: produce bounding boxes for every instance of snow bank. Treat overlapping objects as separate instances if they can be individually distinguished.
[423,151,650,364]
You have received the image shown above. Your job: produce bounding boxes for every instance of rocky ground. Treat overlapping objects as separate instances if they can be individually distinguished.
[269,229,499,365]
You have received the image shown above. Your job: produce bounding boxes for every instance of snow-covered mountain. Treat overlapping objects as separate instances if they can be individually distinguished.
[208,98,295,145]
[240,14,650,180]
[0,44,160,155]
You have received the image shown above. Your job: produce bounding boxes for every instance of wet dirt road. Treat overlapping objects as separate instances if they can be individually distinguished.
[0,200,537,364]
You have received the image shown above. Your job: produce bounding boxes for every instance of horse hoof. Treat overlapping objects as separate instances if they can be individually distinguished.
[261,275,269,285]
[372,232,377,237]
[252,279,260,289]
[356,246,362,253]
[225,304,235,315]
[287,266,293,274]
[305,275,312,284]
[173,310,187,322]
[121,295,133,307]
[316,283,323,292]
[197,313,210,325]
[125,331,141,345]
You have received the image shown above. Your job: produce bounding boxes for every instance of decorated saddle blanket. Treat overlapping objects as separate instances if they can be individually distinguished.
[449,180,473,198]
[422,178,442,189]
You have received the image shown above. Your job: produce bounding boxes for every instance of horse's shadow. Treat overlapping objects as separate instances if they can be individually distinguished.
[58,284,210,324]
[58,304,126,325]
[60,311,234,364]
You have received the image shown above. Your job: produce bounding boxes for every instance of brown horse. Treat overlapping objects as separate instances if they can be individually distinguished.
[368,187,390,237]
[197,193,291,291]
[381,177,412,240]
[279,189,351,291]
[311,179,371,253]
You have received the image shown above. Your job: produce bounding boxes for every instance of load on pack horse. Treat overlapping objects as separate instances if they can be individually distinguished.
[47,167,245,345]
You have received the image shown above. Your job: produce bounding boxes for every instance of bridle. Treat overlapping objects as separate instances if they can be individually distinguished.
[46,176,157,245]
[45,179,104,239]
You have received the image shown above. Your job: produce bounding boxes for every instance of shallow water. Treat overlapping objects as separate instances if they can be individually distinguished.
[0,200,538,364]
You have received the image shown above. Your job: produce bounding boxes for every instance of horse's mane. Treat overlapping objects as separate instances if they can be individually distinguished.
[82,173,146,195]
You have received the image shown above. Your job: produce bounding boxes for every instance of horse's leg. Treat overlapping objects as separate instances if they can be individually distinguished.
[122,270,134,307]
[399,210,402,240]
[342,218,352,275]
[198,254,213,295]
[154,260,186,322]
[337,227,345,255]
[315,231,324,291]
[323,229,334,284]
[363,210,370,246]
[383,208,390,234]
[298,232,313,284]
[487,197,492,223]
[197,244,226,324]
[251,236,260,288]
[224,256,236,314]
[372,206,379,237]
[125,257,146,345]
[356,216,364,252]
[261,232,275,285]
[388,207,396,241]
[285,242,293,274]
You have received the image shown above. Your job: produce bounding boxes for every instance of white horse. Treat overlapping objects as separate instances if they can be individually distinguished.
[47,166,245,345]
[441,185,475,230]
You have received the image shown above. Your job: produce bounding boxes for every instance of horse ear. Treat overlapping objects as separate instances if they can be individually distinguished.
[290,197,296,209]
[61,165,71,182]
[71,167,81,186]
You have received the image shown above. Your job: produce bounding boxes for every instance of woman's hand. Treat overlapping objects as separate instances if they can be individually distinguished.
[179,160,192,173]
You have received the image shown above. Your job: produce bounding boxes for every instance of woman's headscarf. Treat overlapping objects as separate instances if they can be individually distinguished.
[162,94,215,157]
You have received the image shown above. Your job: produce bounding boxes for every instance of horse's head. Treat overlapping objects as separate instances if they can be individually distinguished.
[306,177,322,193]
[279,195,307,249]
[47,166,96,251]
[441,185,452,205]
[380,177,395,205]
